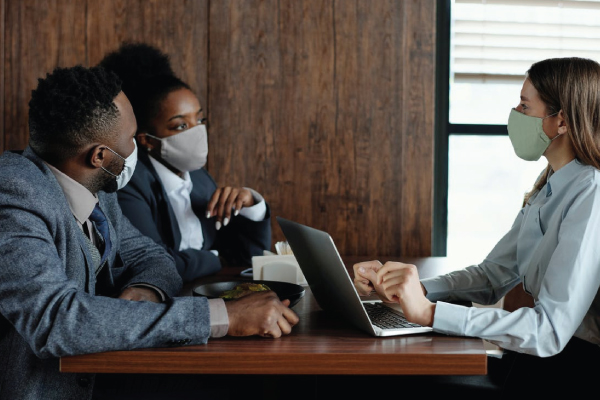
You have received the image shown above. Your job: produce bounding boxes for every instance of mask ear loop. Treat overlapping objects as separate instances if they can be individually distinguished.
[140,133,161,153]
[99,146,126,178]
[543,110,562,142]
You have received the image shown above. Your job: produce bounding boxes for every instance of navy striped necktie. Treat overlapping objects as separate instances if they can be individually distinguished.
[88,203,112,265]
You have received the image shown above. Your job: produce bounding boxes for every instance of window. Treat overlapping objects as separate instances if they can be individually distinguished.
[435,0,600,264]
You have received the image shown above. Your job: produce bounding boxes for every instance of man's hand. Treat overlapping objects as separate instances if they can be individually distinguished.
[225,291,299,338]
[376,262,435,327]
[119,287,161,303]
[206,187,255,230]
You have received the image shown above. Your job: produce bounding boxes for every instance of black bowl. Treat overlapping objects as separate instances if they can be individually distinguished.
[193,280,305,308]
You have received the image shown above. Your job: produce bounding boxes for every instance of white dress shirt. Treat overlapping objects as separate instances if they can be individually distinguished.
[422,159,600,357]
[149,156,267,253]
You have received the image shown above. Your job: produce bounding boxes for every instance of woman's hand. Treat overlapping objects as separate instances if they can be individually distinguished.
[376,262,435,327]
[206,187,255,230]
[353,260,394,302]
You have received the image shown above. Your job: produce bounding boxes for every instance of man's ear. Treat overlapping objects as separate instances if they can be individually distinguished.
[88,145,107,168]
[557,110,568,135]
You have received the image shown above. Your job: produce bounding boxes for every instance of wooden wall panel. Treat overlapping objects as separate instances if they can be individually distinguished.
[2,0,437,257]
[85,0,208,113]
[399,1,436,256]
[3,0,87,152]
[2,0,208,152]
[209,0,436,256]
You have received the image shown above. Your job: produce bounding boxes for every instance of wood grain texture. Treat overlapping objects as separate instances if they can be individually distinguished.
[85,0,209,112]
[2,0,208,152]
[3,0,87,151]
[208,0,436,257]
[2,0,437,257]
[61,257,487,376]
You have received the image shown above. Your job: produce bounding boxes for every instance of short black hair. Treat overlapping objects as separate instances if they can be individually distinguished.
[98,42,190,132]
[28,65,122,164]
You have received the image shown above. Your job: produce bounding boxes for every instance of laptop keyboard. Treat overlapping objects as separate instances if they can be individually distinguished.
[364,302,424,330]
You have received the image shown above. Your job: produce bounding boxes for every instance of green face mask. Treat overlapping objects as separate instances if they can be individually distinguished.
[507,108,560,161]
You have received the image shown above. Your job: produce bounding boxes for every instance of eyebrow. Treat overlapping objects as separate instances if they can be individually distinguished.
[167,108,203,122]
[520,95,530,101]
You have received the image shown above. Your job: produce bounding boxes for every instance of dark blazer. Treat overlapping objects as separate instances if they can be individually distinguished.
[0,148,212,400]
[117,151,271,282]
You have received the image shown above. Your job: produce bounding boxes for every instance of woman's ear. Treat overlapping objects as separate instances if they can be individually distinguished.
[88,145,107,168]
[136,133,152,151]
[557,110,568,135]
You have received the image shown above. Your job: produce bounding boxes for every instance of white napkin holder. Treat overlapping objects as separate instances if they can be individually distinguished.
[252,254,307,285]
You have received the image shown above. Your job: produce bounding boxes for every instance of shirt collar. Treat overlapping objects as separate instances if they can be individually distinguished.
[148,155,192,194]
[45,163,98,224]
[546,158,583,197]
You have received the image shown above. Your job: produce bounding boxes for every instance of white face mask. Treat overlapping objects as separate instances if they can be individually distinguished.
[101,140,138,190]
[144,124,208,172]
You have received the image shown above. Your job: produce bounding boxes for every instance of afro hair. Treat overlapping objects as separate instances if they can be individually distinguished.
[28,65,122,164]
[98,42,190,132]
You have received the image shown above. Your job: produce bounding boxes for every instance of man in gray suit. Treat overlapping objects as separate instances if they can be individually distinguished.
[0,65,299,400]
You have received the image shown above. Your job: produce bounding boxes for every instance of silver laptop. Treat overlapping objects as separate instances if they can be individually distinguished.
[277,217,433,337]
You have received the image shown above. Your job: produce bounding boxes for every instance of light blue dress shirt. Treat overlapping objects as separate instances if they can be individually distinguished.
[422,159,600,357]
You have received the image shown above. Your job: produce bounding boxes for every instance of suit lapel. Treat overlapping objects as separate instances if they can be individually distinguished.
[139,151,183,249]
[22,147,98,292]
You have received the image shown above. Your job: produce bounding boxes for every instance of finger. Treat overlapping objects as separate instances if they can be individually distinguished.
[234,195,245,216]
[354,267,378,291]
[215,187,233,222]
[361,267,379,282]
[222,188,238,225]
[206,188,223,218]
[384,282,403,302]
[277,316,293,335]
[281,304,300,326]
[376,262,406,284]
[353,278,374,296]
[353,260,383,274]
[261,330,274,338]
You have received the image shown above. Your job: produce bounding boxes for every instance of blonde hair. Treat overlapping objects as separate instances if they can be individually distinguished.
[522,57,600,207]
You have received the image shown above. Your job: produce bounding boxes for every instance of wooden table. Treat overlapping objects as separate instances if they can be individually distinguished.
[60,257,487,377]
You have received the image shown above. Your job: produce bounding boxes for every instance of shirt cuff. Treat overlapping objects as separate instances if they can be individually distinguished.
[431,301,469,336]
[128,283,166,302]
[238,188,267,221]
[209,298,229,338]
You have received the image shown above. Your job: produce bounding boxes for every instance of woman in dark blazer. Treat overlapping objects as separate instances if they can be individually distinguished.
[99,42,271,282]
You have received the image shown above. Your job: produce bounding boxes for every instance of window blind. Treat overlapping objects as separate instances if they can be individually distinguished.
[452,0,600,82]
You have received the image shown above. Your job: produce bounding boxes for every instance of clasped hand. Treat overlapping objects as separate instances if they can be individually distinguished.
[353,260,436,327]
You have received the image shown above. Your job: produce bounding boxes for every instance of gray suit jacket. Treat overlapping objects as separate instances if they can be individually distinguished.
[0,147,211,400]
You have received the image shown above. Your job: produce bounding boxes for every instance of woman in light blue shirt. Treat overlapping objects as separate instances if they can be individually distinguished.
[354,57,600,395]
